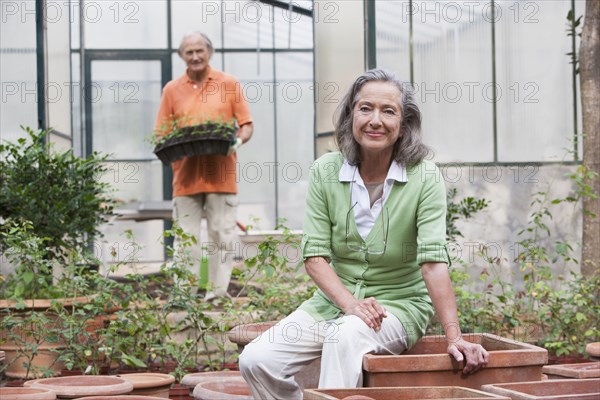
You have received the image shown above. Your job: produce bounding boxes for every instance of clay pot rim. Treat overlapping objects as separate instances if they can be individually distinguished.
[482,378,600,397]
[180,370,241,386]
[305,386,508,399]
[75,396,167,400]
[27,375,134,398]
[116,372,176,388]
[0,296,93,310]
[0,387,57,400]
[192,376,252,399]
[542,361,600,378]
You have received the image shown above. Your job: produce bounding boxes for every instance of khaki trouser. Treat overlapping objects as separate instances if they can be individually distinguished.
[172,193,239,298]
[239,309,408,400]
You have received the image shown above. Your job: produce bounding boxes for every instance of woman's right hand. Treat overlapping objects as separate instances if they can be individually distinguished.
[344,297,387,332]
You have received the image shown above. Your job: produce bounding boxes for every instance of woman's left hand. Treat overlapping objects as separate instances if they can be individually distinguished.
[446,338,489,374]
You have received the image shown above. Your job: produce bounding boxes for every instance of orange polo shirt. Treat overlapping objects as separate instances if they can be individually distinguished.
[154,67,253,196]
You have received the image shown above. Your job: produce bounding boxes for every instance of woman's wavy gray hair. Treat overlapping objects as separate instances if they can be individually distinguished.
[334,69,431,165]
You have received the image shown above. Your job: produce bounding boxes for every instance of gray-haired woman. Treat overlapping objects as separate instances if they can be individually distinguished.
[239,69,488,400]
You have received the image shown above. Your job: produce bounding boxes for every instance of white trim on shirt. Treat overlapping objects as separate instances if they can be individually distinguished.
[339,160,408,239]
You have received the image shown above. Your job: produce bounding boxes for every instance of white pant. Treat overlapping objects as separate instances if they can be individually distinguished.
[239,309,407,400]
[172,193,238,297]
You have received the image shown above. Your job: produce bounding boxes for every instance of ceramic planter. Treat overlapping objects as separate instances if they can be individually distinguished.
[363,333,547,389]
[25,375,133,398]
[586,342,600,360]
[542,361,600,379]
[191,376,253,400]
[0,343,65,379]
[0,387,57,400]
[303,386,511,399]
[227,321,321,389]
[481,378,600,399]
[181,370,243,387]
[117,372,175,398]
[76,396,167,400]
[227,321,278,350]
[0,296,93,378]
[153,124,237,165]
[169,383,194,400]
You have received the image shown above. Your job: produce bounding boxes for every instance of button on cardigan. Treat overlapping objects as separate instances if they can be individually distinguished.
[299,151,451,348]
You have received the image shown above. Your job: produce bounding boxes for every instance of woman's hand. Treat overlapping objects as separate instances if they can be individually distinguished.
[344,297,387,332]
[447,338,489,374]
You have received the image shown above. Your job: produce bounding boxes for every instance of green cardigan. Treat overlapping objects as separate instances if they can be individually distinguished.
[299,152,451,348]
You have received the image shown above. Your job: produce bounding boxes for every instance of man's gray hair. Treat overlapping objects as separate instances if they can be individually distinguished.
[178,31,214,56]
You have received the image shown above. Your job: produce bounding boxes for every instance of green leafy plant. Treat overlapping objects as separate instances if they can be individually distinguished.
[442,163,599,357]
[232,219,316,323]
[0,126,113,266]
[151,116,238,146]
[0,219,111,379]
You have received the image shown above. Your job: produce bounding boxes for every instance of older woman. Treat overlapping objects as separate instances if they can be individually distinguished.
[239,69,488,399]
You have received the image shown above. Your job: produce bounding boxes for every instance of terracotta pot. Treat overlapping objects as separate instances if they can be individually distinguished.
[0,296,92,310]
[181,370,242,387]
[1,343,65,378]
[586,342,600,359]
[481,378,600,399]
[117,372,175,398]
[169,383,194,400]
[192,376,253,399]
[227,321,278,348]
[542,361,600,379]
[0,296,96,379]
[228,321,320,389]
[546,353,590,365]
[4,379,26,387]
[303,386,511,399]
[0,387,57,400]
[25,375,133,398]
[363,333,548,389]
[76,397,167,400]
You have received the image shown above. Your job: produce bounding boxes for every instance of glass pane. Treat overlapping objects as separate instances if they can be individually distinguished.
[224,52,276,228]
[275,52,314,229]
[412,1,494,162]
[96,219,166,264]
[171,0,223,49]
[0,1,37,141]
[47,0,72,138]
[274,9,313,49]
[83,0,167,49]
[223,1,274,48]
[91,60,161,159]
[496,0,576,162]
[376,0,410,79]
[99,161,164,203]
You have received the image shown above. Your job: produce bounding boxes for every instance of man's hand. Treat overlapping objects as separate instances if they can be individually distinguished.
[227,137,243,156]
[447,338,489,374]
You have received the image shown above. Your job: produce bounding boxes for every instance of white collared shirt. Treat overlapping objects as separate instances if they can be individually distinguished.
[339,160,408,239]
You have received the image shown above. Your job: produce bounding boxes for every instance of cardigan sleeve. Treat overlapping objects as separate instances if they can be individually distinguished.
[301,159,334,261]
[415,162,451,266]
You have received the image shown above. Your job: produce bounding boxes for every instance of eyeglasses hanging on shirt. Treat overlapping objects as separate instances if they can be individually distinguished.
[345,178,389,255]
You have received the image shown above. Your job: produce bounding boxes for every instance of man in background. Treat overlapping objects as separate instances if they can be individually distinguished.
[154,31,253,300]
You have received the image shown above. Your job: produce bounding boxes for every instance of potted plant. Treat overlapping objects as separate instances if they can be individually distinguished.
[0,127,115,379]
[152,117,238,165]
